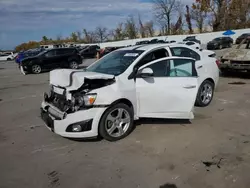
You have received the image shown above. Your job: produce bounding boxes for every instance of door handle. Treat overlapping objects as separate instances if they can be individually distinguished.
[183,85,196,89]
[197,65,203,69]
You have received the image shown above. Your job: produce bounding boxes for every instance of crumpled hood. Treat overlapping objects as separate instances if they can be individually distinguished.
[50,69,115,91]
[222,49,250,61]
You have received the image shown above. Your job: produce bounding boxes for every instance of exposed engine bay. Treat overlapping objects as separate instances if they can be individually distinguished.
[44,77,115,114]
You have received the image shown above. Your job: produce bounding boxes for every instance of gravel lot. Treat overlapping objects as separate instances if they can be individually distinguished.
[1,51,250,188]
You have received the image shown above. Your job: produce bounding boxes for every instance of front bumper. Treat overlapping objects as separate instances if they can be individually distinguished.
[40,101,107,138]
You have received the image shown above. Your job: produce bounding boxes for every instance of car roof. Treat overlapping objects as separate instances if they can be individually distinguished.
[116,43,200,52]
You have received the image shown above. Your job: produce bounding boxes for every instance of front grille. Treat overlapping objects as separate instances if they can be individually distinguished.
[50,92,69,112]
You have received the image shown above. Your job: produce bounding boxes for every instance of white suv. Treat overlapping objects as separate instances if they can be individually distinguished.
[41,44,219,141]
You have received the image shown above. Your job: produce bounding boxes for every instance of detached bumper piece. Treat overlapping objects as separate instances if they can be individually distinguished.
[219,62,250,70]
[40,108,55,132]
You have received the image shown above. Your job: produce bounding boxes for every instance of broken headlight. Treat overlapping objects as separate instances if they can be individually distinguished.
[73,93,97,108]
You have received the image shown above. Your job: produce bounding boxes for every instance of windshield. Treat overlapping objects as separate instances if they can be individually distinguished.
[86,50,144,76]
[37,50,48,56]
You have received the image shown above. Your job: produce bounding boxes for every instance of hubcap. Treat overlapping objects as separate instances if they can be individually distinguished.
[70,62,78,69]
[32,65,41,73]
[200,83,213,105]
[105,108,131,138]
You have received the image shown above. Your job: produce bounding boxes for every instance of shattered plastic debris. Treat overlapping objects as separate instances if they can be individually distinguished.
[202,158,223,171]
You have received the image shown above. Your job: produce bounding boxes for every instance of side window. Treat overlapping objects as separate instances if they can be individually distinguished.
[143,60,168,77]
[170,47,200,60]
[44,50,56,57]
[136,48,169,68]
[168,59,197,77]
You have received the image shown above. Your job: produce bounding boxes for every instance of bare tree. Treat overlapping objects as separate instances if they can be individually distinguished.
[153,0,182,34]
[71,32,78,42]
[110,23,125,41]
[124,16,138,39]
[185,5,193,34]
[82,29,97,43]
[76,31,82,41]
[191,3,208,33]
[144,21,155,37]
[138,14,145,38]
[95,27,109,42]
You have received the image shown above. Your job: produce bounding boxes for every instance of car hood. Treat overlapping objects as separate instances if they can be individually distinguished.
[22,56,37,62]
[222,49,250,61]
[50,69,115,91]
[208,41,218,44]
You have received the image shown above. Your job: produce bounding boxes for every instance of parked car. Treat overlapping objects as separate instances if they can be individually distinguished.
[136,40,150,45]
[15,48,45,64]
[235,33,250,44]
[97,46,125,59]
[206,37,233,50]
[183,36,201,44]
[79,45,100,58]
[40,43,219,141]
[219,36,250,74]
[19,48,82,75]
[178,41,201,50]
[0,53,14,61]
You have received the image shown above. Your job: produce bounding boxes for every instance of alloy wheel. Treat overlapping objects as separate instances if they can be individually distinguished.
[200,83,213,105]
[32,65,41,74]
[105,108,131,138]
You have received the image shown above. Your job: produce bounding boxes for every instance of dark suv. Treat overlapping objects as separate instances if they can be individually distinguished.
[79,45,100,58]
[183,36,201,44]
[20,48,82,74]
[207,37,233,50]
[235,33,250,44]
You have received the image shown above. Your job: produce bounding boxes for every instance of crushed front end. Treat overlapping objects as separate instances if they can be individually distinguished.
[40,77,116,138]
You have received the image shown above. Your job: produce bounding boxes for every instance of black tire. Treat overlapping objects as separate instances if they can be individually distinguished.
[195,80,214,107]
[99,103,134,142]
[31,64,42,74]
[69,61,79,69]
[228,42,233,48]
[7,58,11,61]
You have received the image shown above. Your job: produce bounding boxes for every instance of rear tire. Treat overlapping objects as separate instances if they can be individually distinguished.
[7,58,11,61]
[195,80,214,107]
[99,103,134,142]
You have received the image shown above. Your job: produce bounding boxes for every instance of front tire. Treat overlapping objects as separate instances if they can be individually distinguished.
[31,64,42,74]
[195,80,214,107]
[99,103,134,142]
[69,61,79,69]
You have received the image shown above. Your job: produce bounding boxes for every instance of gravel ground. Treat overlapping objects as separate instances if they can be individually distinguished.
[1,52,250,188]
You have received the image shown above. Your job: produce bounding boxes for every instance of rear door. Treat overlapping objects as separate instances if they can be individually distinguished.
[42,50,58,69]
[136,57,198,119]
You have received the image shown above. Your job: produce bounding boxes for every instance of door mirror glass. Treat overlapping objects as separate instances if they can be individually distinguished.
[137,67,154,78]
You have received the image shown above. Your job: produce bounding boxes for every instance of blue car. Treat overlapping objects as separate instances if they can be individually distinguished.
[15,48,45,64]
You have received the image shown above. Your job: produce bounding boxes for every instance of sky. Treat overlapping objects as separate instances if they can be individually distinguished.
[0,0,192,50]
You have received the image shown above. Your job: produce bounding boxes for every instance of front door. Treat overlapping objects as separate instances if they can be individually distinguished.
[135,57,198,119]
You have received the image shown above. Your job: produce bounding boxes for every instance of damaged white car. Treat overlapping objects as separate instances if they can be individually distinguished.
[41,44,219,141]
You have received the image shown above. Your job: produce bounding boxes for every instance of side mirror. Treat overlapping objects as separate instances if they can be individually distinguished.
[137,67,154,78]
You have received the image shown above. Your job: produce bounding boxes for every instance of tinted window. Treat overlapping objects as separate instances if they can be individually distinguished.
[144,60,168,77]
[168,59,196,77]
[170,47,200,60]
[44,50,56,57]
[56,49,74,55]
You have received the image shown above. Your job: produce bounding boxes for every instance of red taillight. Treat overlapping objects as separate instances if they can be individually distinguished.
[215,60,220,67]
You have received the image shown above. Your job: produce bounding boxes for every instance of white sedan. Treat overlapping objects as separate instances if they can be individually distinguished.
[0,53,14,61]
[41,44,219,141]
